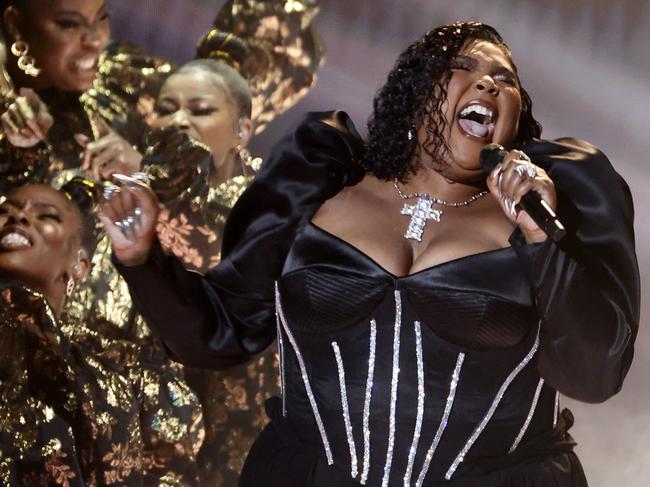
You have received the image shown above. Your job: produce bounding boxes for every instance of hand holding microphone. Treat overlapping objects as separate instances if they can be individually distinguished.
[481,143,566,243]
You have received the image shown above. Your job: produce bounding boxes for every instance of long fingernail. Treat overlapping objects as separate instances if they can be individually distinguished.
[112,173,141,187]
[491,163,503,180]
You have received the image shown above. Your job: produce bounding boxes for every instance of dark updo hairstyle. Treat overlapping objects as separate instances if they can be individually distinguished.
[364,21,542,182]
[196,29,250,70]
[60,177,102,258]
[174,59,252,119]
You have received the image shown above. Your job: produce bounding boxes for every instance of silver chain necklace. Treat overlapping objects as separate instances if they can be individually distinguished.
[394,180,488,242]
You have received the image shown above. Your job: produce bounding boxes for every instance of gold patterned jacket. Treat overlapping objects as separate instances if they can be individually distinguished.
[0,280,144,486]
[1,2,322,485]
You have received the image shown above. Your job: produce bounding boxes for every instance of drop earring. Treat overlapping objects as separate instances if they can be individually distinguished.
[11,40,41,77]
[66,277,75,297]
[236,145,263,172]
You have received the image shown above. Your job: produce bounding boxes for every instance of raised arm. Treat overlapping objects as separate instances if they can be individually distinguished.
[103,110,365,369]
[512,138,639,403]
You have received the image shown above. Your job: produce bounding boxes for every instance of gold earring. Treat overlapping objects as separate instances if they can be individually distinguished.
[11,40,41,77]
[237,145,263,172]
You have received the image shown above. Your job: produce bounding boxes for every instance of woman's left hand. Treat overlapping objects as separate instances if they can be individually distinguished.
[77,115,143,181]
[486,149,557,244]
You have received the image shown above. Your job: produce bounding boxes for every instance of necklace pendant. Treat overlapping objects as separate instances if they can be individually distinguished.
[400,196,443,242]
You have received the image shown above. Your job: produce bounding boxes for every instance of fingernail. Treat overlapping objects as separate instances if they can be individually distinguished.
[112,173,141,187]
[103,185,119,200]
[491,163,503,180]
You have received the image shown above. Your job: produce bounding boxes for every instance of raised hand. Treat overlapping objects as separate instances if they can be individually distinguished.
[99,175,160,266]
[78,114,143,181]
[486,149,557,244]
[0,87,54,147]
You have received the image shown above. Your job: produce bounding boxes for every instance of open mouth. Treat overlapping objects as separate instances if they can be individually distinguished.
[74,56,98,72]
[457,102,497,140]
[0,228,33,251]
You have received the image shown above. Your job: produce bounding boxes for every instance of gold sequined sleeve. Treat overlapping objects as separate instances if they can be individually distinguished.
[81,40,173,148]
[141,127,213,207]
[201,0,324,134]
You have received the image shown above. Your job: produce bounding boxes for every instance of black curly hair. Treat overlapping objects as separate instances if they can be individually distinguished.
[364,21,542,182]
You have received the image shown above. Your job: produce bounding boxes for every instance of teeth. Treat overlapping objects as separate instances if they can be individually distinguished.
[0,232,30,249]
[76,58,96,70]
[460,104,494,119]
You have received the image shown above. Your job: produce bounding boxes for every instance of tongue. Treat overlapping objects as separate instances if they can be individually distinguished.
[458,118,490,138]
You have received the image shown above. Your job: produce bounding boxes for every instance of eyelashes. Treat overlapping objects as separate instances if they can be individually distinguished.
[40,214,62,222]
[0,208,62,222]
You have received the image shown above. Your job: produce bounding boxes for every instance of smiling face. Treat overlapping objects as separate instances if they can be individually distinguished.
[433,39,522,181]
[0,184,83,294]
[4,0,110,91]
[151,70,242,168]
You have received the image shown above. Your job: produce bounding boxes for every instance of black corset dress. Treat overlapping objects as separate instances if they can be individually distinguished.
[118,112,640,486]
[259,222,574,486]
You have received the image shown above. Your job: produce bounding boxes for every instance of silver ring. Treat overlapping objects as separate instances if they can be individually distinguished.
[514,165,528,178]
[103,184,119,200]
[514,164,537,179]
[120,217,136,241]
[133,207,142,227]
[120,218,132,233]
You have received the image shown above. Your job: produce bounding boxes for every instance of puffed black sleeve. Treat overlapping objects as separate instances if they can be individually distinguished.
[115,110,364,369]
[510,138,640,403]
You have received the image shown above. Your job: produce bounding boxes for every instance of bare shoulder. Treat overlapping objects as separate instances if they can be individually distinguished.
[312,174,391,230]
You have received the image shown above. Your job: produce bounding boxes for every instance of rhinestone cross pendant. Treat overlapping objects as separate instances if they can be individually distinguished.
[400,196,443,242]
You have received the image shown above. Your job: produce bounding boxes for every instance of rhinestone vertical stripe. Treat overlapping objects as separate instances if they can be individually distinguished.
[553,391,560,429]
[381,290,403,487]
[361,319,377,485]
[275,310,287,416]
[403,321,425,486]
[445,329,540,480]
[509,378,544,453]
[415,352,465,487]
[332,342,359,479]
[275,283,334,465]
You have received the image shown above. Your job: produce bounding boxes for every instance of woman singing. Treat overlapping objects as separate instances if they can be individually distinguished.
[0,179,149,485]
[101,22,639,486]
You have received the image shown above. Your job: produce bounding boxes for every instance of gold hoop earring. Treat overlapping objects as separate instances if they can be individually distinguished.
[11,40,41,77]
[236,145,263,172]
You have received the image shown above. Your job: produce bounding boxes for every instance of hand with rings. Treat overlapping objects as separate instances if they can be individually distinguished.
[0,88,54,148]
[99,172,160,266]
[486,149,557,243]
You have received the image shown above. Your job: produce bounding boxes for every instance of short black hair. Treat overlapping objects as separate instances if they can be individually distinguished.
[174,59,252,119]
[364,21,542,182]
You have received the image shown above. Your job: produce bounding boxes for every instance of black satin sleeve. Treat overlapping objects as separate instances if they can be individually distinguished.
[116,110,364,369]
[510,137,640,403]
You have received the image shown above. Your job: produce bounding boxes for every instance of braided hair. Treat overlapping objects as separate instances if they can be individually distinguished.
[364,21,542,182]
[195,29,249,71]
[60,177,102,258]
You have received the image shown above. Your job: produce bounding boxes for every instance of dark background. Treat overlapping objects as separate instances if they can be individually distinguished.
[110,1,650,485]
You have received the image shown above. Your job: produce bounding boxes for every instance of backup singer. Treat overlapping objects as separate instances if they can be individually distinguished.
[102,22,639,486]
